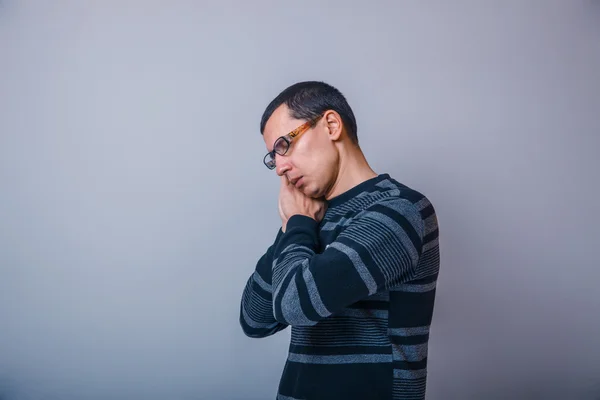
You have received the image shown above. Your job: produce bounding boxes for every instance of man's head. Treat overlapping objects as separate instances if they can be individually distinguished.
[260,81,358,199]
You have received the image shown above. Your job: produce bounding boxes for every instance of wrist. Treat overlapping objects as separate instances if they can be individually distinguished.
[277,214,320,250]
[286,214,319,230]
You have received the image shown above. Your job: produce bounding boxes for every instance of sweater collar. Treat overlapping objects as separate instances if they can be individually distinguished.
[326,173,390,209]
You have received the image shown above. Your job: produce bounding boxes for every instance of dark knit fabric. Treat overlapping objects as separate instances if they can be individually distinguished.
[240,173,440,400]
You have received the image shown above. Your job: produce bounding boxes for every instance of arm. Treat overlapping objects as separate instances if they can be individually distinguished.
[239,228,289,338]
[271,197,424,326]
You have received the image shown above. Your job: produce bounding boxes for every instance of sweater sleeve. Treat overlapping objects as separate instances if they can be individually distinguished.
[271,197,424,326]
[239,228,289,338]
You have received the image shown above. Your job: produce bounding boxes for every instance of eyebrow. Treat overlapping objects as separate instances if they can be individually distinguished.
[266,132,285,153]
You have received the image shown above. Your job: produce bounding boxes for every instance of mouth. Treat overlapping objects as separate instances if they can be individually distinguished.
[291,177,304,188]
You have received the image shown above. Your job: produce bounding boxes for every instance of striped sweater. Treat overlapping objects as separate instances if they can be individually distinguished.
[240,173,440,400]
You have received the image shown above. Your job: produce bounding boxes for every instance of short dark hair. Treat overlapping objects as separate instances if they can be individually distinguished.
[260,81,358,145]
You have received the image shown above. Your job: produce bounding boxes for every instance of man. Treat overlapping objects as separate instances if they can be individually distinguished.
[239,81,440,400]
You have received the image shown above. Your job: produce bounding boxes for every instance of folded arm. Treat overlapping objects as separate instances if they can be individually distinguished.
[271,198,424,326]
[239,229,289,338]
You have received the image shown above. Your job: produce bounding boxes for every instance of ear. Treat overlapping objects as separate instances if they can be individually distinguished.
[323,110,344,141]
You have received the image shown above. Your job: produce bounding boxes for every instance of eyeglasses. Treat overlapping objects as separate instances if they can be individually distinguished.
[263,114,323,170]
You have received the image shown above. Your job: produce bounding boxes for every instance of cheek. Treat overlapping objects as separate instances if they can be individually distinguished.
[292,141,316,167]
[297,137,336,176]
[307,150,336,187]
[314,147,337,169]
[303,151,327,176]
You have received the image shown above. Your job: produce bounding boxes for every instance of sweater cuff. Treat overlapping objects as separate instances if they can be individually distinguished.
[282,214,320,250]
[286,214,319,232]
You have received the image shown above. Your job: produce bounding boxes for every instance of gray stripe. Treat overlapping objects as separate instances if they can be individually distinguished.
[243,290,272,319]
[392,343,428,362]
[280,243,315,255]
[292,329,389,345]
[291,322,389,346]
[252,271,271,292]
[390,281,436,293]
[288,352,392,364]
[394,368,428,379]
[328,242,378,294]
[350,216,414,285]
[412,264,438,282]
[321,217,353,231]
[342,212,413,285]
[273,243,314,272]
[241,308,279,329]
[422,236,439,252]
[392,378,427,397]
[375,179,398,191]
[271,267,287,303]
[423,213,437,235]
[294,246,316,255]
[414,197,430,211]
[379,199,423,241]
[272,244,314,294]
[414,250,439,280]
[302,267,330,318]
[280,272,316,325]
[291,337,390,347]
[345,219,407,283]
[273,255,308,301]
[389,326,430,336]
[368,210,420,265]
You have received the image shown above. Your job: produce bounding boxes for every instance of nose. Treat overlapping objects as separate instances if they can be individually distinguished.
[275,154,291,176]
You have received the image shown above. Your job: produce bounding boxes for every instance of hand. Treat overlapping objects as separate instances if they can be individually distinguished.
[278,175,327,232]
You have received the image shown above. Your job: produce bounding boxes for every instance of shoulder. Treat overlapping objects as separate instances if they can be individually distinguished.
[374,176,433,207]
[363,177,436,237]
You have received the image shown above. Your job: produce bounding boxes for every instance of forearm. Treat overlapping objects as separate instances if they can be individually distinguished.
[240,272,287,337]
[271,199,423,326]
[239,230,288,338]
[271,215,328,326]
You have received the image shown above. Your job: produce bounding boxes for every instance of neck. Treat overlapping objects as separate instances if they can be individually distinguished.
[325,145,378,201]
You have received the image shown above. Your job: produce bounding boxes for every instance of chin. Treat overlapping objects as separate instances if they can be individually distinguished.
[304,186,321,199]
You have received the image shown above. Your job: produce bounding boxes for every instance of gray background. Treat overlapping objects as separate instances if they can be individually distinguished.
[1,1,599,399]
